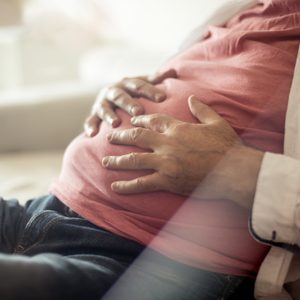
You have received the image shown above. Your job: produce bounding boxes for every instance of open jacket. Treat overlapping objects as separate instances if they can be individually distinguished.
[250,33,300,300]
[180,0,300,299]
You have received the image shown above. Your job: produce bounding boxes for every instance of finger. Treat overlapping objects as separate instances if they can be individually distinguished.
[108,128,162,149]
[102,153,160,170]
[147,68,177,85]
[106,87,144,116]
[111,173,163,194]
[130,114,177,133]
[84,114,101,137]
[122,78,166,102]
[96,100,121,128]
[188,95,224,124]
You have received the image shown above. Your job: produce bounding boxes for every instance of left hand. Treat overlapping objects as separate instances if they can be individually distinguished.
[102,95,242,195]
[84,69,177,136]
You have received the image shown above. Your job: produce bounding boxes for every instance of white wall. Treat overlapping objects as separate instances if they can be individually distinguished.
[97,0,220,52]
[0,1,223,91]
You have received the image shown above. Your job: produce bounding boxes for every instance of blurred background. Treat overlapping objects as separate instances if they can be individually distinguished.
[0,0,219,201]
[0,0,220,91]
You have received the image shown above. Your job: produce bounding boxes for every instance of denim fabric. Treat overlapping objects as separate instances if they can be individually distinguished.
[103,249,255,300]
[0,195,254,300]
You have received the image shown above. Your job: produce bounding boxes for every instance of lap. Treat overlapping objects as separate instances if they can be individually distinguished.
[0,251,254,300]
[0,252,125,300]
[104,249,254,300]
[0,194,145,299]
[0,195,255,299]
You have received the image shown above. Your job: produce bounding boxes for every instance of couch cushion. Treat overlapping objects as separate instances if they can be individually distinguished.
[0,151,62,204]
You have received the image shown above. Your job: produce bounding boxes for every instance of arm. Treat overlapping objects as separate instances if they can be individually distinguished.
[103,95,300,249]
[216,147,300,250]
[213,145,300,249]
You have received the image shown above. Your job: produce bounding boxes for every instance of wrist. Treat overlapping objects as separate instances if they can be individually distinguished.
[195,144,265,209]
[221,145,265,209]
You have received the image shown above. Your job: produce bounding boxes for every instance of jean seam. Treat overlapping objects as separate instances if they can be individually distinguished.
[14,210,51,252]
[25,210,50,231]
[14,213,64,254]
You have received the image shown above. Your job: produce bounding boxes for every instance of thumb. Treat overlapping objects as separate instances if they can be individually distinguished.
[188,95,223,124]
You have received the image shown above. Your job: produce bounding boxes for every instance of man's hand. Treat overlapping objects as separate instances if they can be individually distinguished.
[102,95,243,196]
[84,69,177,137]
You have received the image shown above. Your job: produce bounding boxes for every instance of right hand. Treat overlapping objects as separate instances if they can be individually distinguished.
[84,69,177,137]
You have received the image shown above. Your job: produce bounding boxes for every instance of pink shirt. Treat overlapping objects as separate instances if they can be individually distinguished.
[51,0,300,276]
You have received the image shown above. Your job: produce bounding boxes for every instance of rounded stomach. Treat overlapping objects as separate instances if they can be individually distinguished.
[62,79,200,219]
[57,67,276,269]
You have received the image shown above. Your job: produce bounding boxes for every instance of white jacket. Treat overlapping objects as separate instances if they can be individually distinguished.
[181,0,300,299]
[250,42,300,300]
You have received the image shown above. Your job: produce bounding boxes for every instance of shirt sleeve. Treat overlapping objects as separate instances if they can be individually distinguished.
[250,152,300,250]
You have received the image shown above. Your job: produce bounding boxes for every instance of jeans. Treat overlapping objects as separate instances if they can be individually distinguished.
[0,194,255,300]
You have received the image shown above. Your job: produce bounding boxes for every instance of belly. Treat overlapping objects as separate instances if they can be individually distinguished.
[52,2,299,273]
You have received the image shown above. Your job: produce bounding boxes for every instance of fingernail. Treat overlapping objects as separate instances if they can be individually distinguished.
[86,127,95,137]
[111,118,120,128]
[111,182,119,191]
[131,117,137,124]
[155,93,166,102]
[102,157,109,167]
[107,133,112,141]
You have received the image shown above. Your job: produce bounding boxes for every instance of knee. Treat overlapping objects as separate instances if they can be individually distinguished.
[0,254,67,300]
[0,253,103,300]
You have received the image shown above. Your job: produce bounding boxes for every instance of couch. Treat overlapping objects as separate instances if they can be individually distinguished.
[0,84,97,204]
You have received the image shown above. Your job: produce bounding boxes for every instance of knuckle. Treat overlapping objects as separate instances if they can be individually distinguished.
[121,77,136,86]
[84,115,93,125]
[107,87,123,102]
[135,177,144,189]
[86,114,98,125]
[122,77,135,86]
[128,153,138,166]
[162,157,182,179]
[98,99,107,109]
[130,128,144,142]
[94,95,110,112]
[98,106,108,120]
[115,95,127,106]
[151,113,162,120]
[149,114,164,130]
[128,79,146,91]
[98,99,107,110]
[171,123,190,134]
[135,82,147,92]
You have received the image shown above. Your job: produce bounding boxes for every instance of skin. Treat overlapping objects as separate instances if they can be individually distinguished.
[84,69,177,137]
[86,79,300,298]
[85,74,264,210]
[102,95,264,209]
